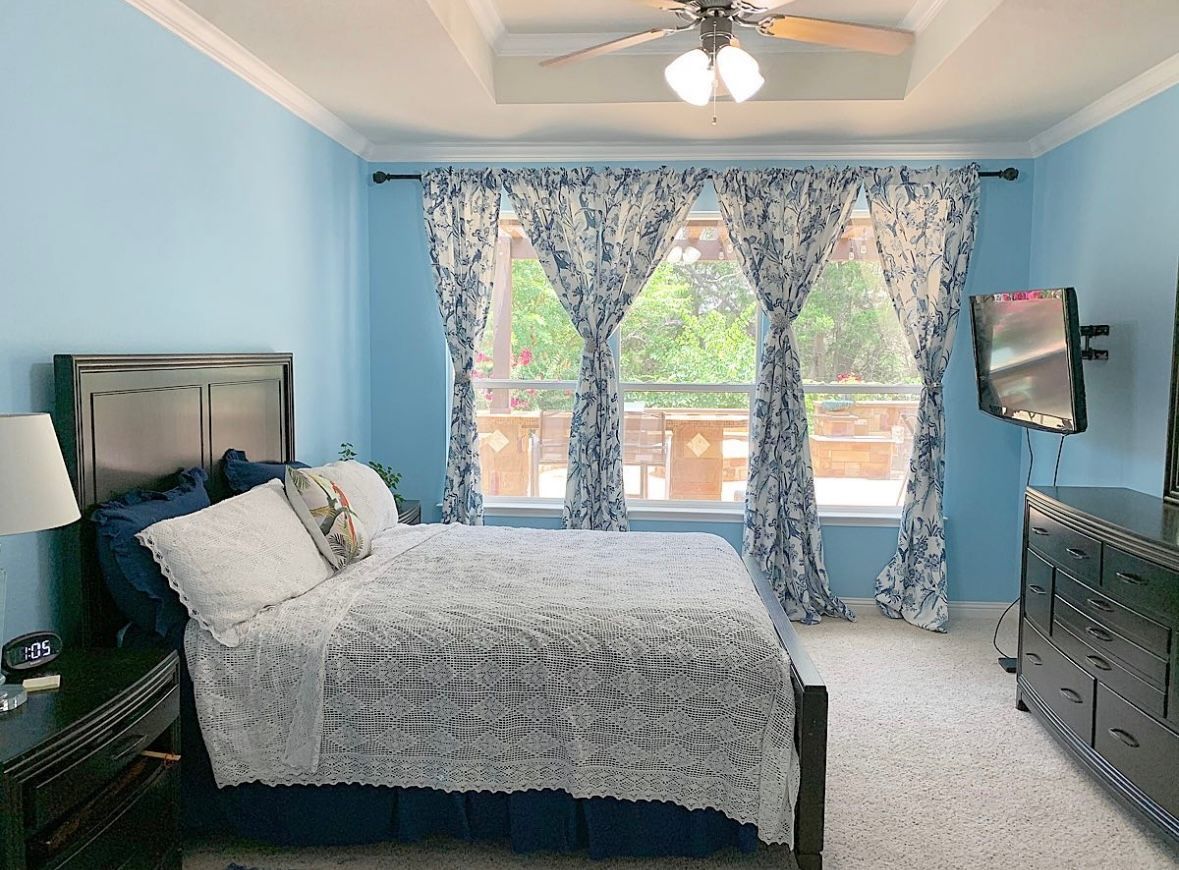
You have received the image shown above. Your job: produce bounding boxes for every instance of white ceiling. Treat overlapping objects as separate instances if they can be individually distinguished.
[166,0,1179,159]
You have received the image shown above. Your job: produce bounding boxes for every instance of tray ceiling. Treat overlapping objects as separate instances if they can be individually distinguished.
[170,0,1179,158]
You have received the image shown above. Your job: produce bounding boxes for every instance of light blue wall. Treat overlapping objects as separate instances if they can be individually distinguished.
[0,1,371,640]
[1028,85,1179,495]
[369,160,1033,603]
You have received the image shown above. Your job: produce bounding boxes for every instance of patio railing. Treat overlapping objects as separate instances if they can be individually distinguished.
[476,381,920,507]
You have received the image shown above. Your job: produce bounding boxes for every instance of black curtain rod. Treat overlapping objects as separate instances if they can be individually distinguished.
[372,167,1020,184]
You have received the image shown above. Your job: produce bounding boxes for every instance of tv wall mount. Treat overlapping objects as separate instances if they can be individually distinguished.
[1080,325,1109,361]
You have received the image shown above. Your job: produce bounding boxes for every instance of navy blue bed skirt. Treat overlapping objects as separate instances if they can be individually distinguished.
[202,782,760,859]
[179,666,761,859]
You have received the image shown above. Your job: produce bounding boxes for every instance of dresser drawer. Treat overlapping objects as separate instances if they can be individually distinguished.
[25,684,179,833]
[1055,571,1170,659]
[1023,551,1055,633]
[1103,547,1179,626]
[1027,507,1101,585]
[1021,623,1096,744]
[1052,605,1167,719]
[1095,685,1179,819]
[1054,597,1168,688]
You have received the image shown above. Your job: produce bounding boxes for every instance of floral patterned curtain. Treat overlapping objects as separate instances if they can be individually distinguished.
[864,165,980,632]
[422,168,504,525]
[714,168,861,624]
[504,167,708,531]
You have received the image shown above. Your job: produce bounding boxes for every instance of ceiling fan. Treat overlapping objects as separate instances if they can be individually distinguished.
[540,0,915,107]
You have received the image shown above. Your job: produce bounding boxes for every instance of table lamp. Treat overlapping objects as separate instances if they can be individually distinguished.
[0,414,81,711]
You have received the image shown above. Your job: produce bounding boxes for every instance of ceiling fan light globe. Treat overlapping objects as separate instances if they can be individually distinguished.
[716,45,764,102]
[664,49,713,107]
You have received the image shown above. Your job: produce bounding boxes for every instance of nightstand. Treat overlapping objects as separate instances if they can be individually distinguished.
[398,499,422,525]
[0,648,181,869]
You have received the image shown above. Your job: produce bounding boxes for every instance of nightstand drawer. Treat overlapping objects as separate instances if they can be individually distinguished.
[26,684,179,833]
[1021,622,1096,745]
[33,758,179,870]
[1103,547,1179,625]
[1027,507,1101,585]
[1095,685,1179,819]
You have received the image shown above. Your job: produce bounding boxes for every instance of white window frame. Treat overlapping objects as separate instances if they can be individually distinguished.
[478,207,909,524]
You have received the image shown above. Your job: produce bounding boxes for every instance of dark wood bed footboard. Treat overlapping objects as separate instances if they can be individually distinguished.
[745,555,828,870]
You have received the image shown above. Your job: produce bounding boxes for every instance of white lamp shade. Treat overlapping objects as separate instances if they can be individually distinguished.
[716,45,764,103]
[664,49,714,107]
[0,414,81,536]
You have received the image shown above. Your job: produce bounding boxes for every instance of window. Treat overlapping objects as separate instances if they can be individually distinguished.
[474,220,580,498]
[618,217,758,503]
[473,209,918,512]
[797,215,921,509]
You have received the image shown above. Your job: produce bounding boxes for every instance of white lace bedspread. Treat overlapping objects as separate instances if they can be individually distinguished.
[185,524,799,844]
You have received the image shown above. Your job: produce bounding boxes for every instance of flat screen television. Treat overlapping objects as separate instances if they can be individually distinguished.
[969,287,1087,434]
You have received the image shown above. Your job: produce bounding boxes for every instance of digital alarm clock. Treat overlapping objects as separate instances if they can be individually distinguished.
[2,631,63,676]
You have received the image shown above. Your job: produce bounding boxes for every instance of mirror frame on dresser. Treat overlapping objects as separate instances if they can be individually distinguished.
[1163,269,1179,505]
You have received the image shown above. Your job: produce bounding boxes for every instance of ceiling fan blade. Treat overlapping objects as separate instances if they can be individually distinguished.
[540,28,675,68]
[758,15,914,55]
[741,1,801,12]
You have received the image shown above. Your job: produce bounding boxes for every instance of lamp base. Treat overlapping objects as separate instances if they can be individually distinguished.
[0,682,26,713]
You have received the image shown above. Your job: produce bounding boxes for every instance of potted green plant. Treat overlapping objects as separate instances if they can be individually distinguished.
[339,443,403,507]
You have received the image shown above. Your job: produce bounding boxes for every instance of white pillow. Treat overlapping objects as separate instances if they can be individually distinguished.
[312,461,399,535]
[136,481,333,647]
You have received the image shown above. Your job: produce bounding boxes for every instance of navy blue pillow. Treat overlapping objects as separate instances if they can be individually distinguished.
[92,467,210,646]
[222,449,308,493]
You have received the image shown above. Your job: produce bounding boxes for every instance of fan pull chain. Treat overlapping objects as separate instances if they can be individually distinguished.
[711,67,718,126]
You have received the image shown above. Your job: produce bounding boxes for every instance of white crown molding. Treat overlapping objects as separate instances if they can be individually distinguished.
[123,0,370,157]
[365,139,1031,163]
[842,597,1012,618]
[1029,52,1179,157]
[465,0,506,46]
[900,0,953,34]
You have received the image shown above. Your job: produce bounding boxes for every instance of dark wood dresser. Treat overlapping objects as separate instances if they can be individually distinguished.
[0,649,181,869]
[1019,486,1179,842]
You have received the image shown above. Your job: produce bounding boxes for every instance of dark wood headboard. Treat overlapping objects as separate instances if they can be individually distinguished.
[53,353,295,646]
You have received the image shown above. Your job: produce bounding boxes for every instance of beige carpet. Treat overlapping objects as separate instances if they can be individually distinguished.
[184,611,1179,870]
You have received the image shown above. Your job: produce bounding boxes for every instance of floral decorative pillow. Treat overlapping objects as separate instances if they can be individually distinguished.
[284,467,370,569]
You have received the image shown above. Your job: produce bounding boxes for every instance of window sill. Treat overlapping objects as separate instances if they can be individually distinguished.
[480,500,901,527]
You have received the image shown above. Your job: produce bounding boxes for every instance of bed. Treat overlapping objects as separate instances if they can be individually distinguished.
[53,352,829,869]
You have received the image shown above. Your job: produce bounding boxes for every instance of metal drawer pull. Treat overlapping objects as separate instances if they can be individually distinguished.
[1031,526,1049,536]
[1085,597,1114,613]
[1084,654,1112,671]
[1066,547,1089,560]
[1108,728,1140,748]
[1058,687,1083,704]
[1028,584,1047,595]
[1115,571,1146,586]
[109,733,147,762]
[1026,652,1042,665]
[1085,626,1113,642]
